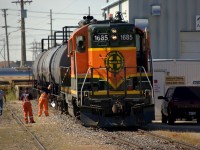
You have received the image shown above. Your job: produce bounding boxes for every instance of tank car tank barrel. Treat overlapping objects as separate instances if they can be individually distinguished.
[48,36,50,49]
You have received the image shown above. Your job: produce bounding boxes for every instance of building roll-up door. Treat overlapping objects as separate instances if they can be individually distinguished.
[180,32,200,59]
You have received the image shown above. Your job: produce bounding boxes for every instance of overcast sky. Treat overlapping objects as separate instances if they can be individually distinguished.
[0,0,105,62]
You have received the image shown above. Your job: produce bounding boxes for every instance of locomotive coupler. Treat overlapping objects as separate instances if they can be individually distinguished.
[112,100,124,114]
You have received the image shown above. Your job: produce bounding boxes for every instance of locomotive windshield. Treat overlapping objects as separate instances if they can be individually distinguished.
[89,24,136,48]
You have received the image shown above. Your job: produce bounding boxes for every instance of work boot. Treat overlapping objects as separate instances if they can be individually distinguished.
[30,121,36,123]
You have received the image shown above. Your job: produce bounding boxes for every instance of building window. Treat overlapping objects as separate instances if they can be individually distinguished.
[152,6,161,16]
[135,19,149,31]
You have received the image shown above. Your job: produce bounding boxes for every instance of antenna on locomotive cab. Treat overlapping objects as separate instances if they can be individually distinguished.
[88,6,90,16]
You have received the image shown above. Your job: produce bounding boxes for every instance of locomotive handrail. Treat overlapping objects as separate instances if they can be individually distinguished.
[60,66,70,86]
[141,66,154,103]
[80,67,91,106]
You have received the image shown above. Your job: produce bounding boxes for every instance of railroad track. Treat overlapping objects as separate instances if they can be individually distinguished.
[99,128,200,150]
[6,105,46,150]
[4,101,200,150]
[138,129,200,150]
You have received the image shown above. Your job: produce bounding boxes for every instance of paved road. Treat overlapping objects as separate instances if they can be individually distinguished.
[146,120,200,132]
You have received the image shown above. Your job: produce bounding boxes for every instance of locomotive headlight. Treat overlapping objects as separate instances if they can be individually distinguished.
[111,28,117,33]
[111,35,118,40]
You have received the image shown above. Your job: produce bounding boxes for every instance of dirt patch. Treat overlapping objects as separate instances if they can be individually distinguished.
[0,100,118,150]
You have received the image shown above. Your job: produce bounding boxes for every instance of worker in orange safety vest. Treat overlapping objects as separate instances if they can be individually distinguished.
[38,85,51,117]
[20,88,35,124]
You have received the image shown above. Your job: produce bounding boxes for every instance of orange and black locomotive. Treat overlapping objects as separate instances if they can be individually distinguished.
[32,12,154,127]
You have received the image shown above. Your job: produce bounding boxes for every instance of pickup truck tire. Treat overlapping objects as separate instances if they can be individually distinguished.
[168,114,175,125]
[197,118,200,124]
[167,108,175,125]
[161,112,167,124]
[197,113,200,124]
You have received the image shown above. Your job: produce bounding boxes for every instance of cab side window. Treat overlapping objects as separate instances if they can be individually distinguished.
[76,36,85,52]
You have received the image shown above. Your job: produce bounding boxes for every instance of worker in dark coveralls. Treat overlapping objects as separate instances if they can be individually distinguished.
[20,88,35,124]
[0,89,6,116]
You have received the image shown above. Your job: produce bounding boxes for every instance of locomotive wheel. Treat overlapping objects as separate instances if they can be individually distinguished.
[68,98,80,119]
[61,100,68,115]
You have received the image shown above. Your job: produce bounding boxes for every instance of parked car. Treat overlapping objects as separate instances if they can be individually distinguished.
[158,86,200,124]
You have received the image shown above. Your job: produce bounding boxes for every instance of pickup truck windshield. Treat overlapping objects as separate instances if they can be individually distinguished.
[173,87,200,100]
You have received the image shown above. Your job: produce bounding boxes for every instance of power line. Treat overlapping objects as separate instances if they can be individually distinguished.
[7,8,101,15]
[0,26,51,31]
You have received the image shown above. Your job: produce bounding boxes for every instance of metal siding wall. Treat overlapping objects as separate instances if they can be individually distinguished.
[196,0,200,14]
[167,0,177,59]
[104,0,200,59]
[158,0,168,58]
[148,0,161,58]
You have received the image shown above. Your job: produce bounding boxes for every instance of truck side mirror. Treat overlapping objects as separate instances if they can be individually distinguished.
[158,96,168,101]
[158,96,164,99]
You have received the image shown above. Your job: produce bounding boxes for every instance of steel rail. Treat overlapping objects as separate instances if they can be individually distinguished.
[138,128,200,150]
[101,130,145,149]
[6,104,46,150]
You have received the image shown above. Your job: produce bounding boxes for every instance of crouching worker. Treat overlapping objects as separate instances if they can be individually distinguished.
[20,88,35,124]
[38,87,50,117]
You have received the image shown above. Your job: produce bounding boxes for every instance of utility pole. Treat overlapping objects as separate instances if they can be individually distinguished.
[50,9,53,47]
[2,9,10,68]
[0,38,6,68]
[12,0,32,67]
